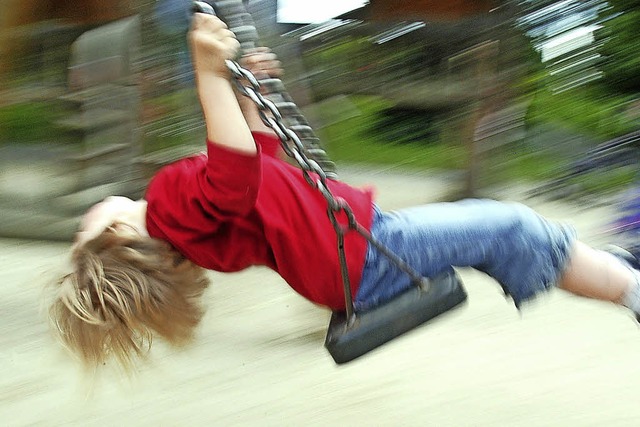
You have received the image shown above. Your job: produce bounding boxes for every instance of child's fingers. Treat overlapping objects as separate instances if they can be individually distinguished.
[192,12,227,32]
[241,52,283,77]
[190,32,235,62]
[243,52,277,65]
[191,13,234,47]
[243,47,271,56]
[190,15,239,62]
[191,13,223,33]
[220,29,241,59]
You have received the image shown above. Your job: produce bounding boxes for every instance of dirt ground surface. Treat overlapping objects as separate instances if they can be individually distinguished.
[2,167,640,427]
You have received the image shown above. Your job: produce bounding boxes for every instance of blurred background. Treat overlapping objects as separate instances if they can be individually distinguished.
[0,0,639,241]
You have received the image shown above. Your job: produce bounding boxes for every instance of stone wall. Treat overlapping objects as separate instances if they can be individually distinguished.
[0,16,147,241]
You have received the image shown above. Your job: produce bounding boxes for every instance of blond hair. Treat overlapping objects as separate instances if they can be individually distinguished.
[50,226,210,371]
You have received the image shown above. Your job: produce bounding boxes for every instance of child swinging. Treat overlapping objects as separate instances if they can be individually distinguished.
[51,13,640,371]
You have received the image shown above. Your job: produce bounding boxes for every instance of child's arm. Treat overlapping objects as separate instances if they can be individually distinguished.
[190,13,256,155]
[236,48,283,136]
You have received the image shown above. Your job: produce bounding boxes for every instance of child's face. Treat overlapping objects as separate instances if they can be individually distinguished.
[74,196,148,248]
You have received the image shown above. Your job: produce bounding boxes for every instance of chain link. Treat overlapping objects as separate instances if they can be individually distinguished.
[228,59,340,210]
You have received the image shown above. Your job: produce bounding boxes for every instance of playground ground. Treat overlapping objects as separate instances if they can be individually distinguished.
[2,166,640,427]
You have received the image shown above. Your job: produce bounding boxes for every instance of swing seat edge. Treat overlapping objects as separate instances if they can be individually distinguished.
[325,272,467,364]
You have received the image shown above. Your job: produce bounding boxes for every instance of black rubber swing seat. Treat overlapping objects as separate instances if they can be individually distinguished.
[325,271,467,364]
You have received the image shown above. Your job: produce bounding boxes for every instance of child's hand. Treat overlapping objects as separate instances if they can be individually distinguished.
[189,13,240,77]
[240,47,283,80]
[235,48,284,121]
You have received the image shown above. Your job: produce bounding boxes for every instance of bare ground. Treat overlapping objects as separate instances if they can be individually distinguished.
[2,167,640,427]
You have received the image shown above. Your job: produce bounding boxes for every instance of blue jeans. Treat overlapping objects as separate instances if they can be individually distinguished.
[354,199,577,311]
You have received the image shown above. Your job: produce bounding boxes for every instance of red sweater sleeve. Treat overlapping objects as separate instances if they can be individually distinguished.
[204,141,261,217]
[251,131,283,158]
[146,138,262,245]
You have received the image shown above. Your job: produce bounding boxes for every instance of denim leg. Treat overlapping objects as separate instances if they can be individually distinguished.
[354,200,577,311]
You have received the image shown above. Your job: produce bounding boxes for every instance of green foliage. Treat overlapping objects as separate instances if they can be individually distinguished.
[490,141,562,182]
[579,166,638,195]
[0,102,65,143]
[318,95,564,183]
[307,37,367,63]
[370,107,439,145]
[320,96,466,171]
[606,0,640,12]
[142,88,204,153]
[597,3,640,93]
[318,94,631,191]
[526,84,639,139]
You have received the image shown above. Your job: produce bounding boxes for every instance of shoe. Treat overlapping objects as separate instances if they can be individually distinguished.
[603,244,640,270]
[604,245,640,323]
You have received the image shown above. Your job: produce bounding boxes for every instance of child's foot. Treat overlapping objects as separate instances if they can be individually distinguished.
[604,245,640,322]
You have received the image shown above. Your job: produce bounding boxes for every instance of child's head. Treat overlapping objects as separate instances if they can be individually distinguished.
[50,198,210,371]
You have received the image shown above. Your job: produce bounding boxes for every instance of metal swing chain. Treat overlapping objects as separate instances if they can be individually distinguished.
[225,60,431,319]
[207,0,338,178]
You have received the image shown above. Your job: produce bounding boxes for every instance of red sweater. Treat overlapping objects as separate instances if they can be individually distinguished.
[145,132,374,310]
